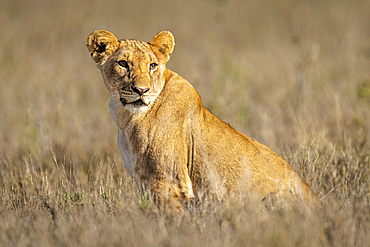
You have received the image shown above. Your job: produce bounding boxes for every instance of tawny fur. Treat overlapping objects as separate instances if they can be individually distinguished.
[86,30,323,209]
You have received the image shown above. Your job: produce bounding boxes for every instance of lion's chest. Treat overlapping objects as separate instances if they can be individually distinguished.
[117,129,136,175]
[110,98,152,187]
[110,101,136,175]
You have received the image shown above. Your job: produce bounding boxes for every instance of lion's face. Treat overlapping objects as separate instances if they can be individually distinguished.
[102,40,163,107]
[87,30,175,108]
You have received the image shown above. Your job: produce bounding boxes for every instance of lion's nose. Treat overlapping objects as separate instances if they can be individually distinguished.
[132,86,150,95]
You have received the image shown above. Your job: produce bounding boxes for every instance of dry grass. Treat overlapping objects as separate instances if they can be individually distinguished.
[1,0,370,246]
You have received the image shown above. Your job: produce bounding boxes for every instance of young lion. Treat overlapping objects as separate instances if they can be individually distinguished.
[87,30,323,209]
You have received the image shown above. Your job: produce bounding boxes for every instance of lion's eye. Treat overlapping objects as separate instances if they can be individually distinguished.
[149,63,158,72]
[118,60,129,69]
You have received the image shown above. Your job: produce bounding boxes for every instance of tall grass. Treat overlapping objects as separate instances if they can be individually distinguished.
[0,0,370,246]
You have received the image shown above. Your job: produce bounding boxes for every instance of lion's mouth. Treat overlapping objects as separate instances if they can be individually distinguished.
[120,98,127,106]
[120,97,147,107]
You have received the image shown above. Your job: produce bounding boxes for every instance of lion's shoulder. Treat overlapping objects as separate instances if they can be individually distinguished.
[162,69,202,102]
[154,69,203,119]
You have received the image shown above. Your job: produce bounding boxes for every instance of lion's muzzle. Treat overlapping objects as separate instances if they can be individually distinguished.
[131,86,150,95]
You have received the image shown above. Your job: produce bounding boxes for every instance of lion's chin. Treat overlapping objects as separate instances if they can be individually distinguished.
[132,100,147,107]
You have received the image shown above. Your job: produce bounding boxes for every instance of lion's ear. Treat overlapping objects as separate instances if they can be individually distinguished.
[86,30,119,65]
[150,31,175,65]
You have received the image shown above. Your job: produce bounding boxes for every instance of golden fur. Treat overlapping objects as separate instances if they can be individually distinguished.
[86,30,323,209]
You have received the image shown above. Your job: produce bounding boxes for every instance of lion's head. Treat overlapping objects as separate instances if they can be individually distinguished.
[87,30,174,107]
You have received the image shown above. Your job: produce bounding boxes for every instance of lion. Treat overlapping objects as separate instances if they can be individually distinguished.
[86,29,323,209]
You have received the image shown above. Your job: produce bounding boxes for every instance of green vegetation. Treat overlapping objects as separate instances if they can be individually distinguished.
[0,0,369,246]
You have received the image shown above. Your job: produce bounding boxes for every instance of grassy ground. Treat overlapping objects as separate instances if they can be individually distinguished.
[1,0,370,246]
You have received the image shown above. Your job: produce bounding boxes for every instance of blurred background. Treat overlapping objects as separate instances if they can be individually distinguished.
[1,0,370,181]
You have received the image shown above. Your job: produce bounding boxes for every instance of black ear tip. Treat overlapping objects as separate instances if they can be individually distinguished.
[90,53,93,57]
